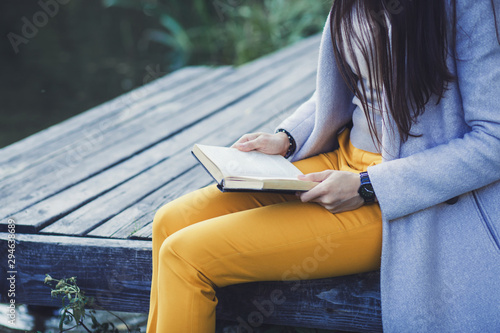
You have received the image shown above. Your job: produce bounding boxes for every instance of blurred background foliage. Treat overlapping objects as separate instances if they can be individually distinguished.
[0,0,332,148]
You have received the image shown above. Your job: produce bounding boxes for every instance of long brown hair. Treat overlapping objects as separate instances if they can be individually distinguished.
[330,0,498,145]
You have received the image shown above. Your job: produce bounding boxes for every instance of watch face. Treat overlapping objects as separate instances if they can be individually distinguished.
[359,184,375,200]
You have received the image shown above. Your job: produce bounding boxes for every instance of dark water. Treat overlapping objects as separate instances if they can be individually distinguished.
[0,0,207,149]
[0,1,176,149]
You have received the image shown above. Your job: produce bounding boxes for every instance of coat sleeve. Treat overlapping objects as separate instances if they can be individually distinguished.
[274,91,317,161]
[275,13,354,161]
[368,0,500,221]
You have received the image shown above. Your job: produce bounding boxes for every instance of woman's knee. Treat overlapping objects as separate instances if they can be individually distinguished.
[158,231,219,291]
[158,228,204,272]
[152,202,176,240]
[152,185,221,238]
[158,234,176,263]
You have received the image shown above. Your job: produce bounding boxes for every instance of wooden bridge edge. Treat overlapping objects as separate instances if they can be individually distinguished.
[0,233,382,332]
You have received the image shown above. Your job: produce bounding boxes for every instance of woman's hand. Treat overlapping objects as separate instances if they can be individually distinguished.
[231,132,289,156]
[297,170,365,214]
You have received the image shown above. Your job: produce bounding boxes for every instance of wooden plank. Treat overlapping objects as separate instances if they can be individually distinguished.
[0,233,152,314]
[38,152,205,236]
[88,166,213,239]
[0,66,212,179]
[2,46,318,234]
[0,36,320,224]
[0,66,233,186]
[131,223,153,240]
[39,64,317,236]
[216,271,382,332]
[0,233,381,331]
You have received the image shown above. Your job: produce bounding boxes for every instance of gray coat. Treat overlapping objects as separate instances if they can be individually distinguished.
[276,0,500,331]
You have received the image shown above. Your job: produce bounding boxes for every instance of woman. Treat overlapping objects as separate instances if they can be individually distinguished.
[147,0,500,332]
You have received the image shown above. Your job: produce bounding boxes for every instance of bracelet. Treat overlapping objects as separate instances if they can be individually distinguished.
[275,128,296,159]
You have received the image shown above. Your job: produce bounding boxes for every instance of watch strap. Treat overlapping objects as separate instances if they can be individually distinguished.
[358,171,376,203]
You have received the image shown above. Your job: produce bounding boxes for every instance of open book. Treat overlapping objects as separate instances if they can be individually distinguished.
[191,144,319,192]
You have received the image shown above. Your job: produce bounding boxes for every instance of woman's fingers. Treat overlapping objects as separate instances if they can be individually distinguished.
[231,133,262,148]
[231,132,289,155]
[298,171,365,213]
[298,171,333,202]
[298,170,332,182]
[299,183,328,203]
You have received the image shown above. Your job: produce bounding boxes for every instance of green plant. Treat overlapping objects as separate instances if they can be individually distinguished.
[101,0,332,68]
[193,0,332,65]
[44,274,139,333]
[128,219,143,237]
[102,0,192,70]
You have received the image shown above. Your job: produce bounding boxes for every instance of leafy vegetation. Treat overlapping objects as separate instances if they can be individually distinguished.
[44,274,140,332]
[103,0,332,67]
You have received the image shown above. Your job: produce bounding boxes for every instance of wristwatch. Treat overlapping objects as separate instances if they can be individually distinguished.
[358,171,376,203]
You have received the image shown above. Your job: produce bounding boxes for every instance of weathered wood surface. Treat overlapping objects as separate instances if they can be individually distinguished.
[216,271,382,332]
[0,32,383,332]
[0,66,212,176]
[0,34,320,233]
[0,233,152,313]
[0,233,382,332]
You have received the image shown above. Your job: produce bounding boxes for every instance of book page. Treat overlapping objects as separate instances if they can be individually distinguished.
[196,144,303,179]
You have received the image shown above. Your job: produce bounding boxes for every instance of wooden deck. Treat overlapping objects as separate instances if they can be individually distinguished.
[0,34,382,332]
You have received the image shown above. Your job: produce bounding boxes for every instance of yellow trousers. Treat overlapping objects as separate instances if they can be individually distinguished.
[146,130,382,333]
